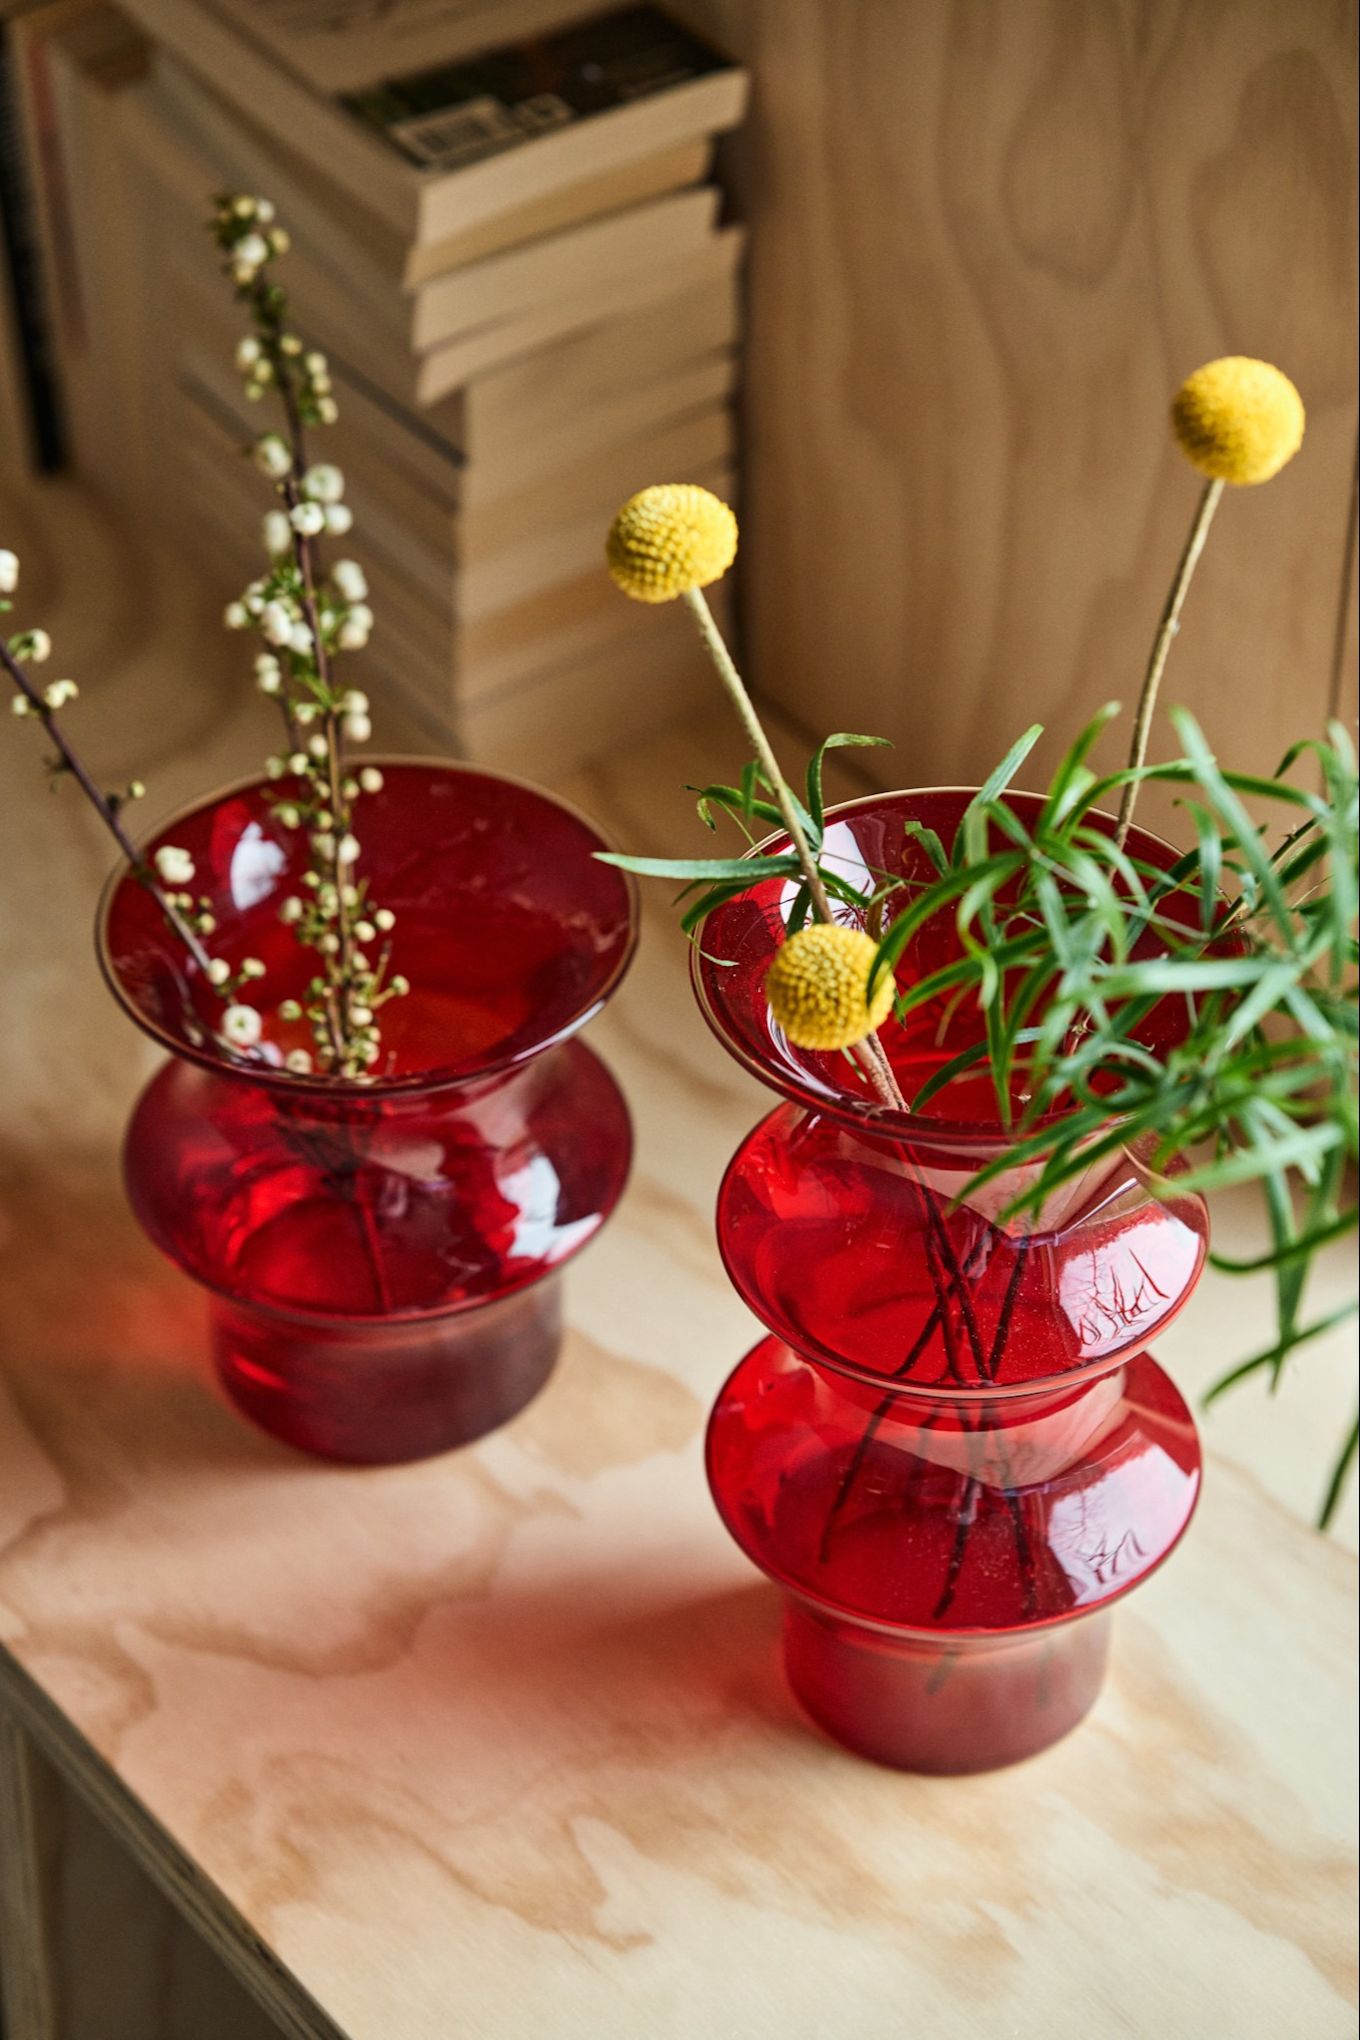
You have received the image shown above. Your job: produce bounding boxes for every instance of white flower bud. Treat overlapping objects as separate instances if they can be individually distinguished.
[10,693,33,717]
[304,350,327,375]
[336,602,373,652]
[261,601,294,646]
[266,754,287,779]
[359,767,384,795]
[331,561,367,603]
[253,435,291,478]
[222,1003,263,1048]
[240,957,266,980]
[390,975,410,997]
[278,896,304,924]
[256,667,283,696]
[289,501,326,538]
[307,733,329,760]
[317,397,339,425]
[312,830,336,859]
[287,752,309,775]
[284,1049,313,1074]
[223,602,249,630]
[235,336,261,371]
[324,503,353,536]
[23,629,51,663]
[268,227,290,256]
[127,780,146,800]
[232,195,256,219]
[337,832,360,866]
[278,998,302,1020]
[154,845,195,886]
[302,463,345,504]
[236,232,269,269]
[232,259,258,287]
[343,712,372,743]
[43,678,78,707]
[207,958,231,986]
[279,332,301,356]
[288,622,314,657]
[374,907,395,932]
[277,803,301,828]
[349,1004,374,1027]
[262,509,292,556]
[0,550,18,594]
[255,197,275,225]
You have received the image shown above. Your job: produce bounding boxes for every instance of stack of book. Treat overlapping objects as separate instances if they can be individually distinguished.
[12,1,748,771]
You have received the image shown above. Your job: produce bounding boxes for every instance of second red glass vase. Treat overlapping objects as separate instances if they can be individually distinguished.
[100,761,636,1464]
[695,789,1207,1772]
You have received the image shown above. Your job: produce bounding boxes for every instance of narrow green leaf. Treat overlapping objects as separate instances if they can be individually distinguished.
[1203,1301,1358,1406]
[596,851,802,882]
[806,733,891,833]
[1319,1411,1359,1531]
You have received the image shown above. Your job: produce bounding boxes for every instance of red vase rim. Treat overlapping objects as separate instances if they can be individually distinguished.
[690,783,1189,1148]
[96,755,638,1096]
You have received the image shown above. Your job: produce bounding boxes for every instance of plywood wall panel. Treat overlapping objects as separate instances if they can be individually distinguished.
[679,0,1358,815]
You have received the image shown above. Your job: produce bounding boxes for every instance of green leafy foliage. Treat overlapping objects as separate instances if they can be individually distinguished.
[869,709,1358,1526]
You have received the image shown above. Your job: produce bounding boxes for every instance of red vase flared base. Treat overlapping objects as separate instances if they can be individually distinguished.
[783,1601,1111,1774]
[211,1276,563,1465]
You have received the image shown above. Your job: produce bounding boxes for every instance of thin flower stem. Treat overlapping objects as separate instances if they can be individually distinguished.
[682,586,908,1111]
[268,322,357,1065]
[1327,432,1358,727]
[0,638,214,974]
[1116,477,1224,850]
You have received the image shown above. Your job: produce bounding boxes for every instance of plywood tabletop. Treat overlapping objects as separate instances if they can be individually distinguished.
[0,474,1356,2039]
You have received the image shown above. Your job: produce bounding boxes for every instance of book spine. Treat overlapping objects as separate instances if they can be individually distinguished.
[0,21,65,470]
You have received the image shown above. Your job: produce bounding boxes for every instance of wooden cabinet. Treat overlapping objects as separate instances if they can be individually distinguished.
[683,0,1358,811]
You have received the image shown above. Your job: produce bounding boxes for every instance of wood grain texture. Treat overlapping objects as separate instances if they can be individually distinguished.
[0,467,1356,2037]
[678,0,1358,825]
[0,1714,59,2040]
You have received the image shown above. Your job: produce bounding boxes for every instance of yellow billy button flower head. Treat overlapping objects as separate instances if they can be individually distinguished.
[1171,357,1305,486]
[606,483,738,602]
[765,923,896,1053]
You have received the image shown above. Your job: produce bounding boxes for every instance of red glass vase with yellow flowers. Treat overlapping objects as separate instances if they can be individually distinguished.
[600,357,1356,1774]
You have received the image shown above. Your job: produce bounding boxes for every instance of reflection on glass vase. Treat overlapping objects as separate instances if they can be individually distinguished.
[694,789,1206,1773]
[99,761,636,1464]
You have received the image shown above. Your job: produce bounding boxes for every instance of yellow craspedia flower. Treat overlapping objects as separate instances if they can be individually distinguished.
[1171,357,1304,486]
[606,483,738,602]
[765,923,895,1052]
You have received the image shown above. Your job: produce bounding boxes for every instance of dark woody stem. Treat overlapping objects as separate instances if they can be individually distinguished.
[0,638,214,974]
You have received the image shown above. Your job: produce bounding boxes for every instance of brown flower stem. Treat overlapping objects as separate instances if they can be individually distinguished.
[0,639,214,974]
[265,314,358,1067]
[1327,431,1358,727]
[682,586,908,1111]
[1116,476,1224,850]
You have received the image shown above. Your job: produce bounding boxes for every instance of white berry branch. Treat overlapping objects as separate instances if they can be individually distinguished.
[212,194,406,1079]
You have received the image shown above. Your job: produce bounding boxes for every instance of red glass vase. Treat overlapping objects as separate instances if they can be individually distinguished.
[694,790,1206,1772]
[99,761,636,1464]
